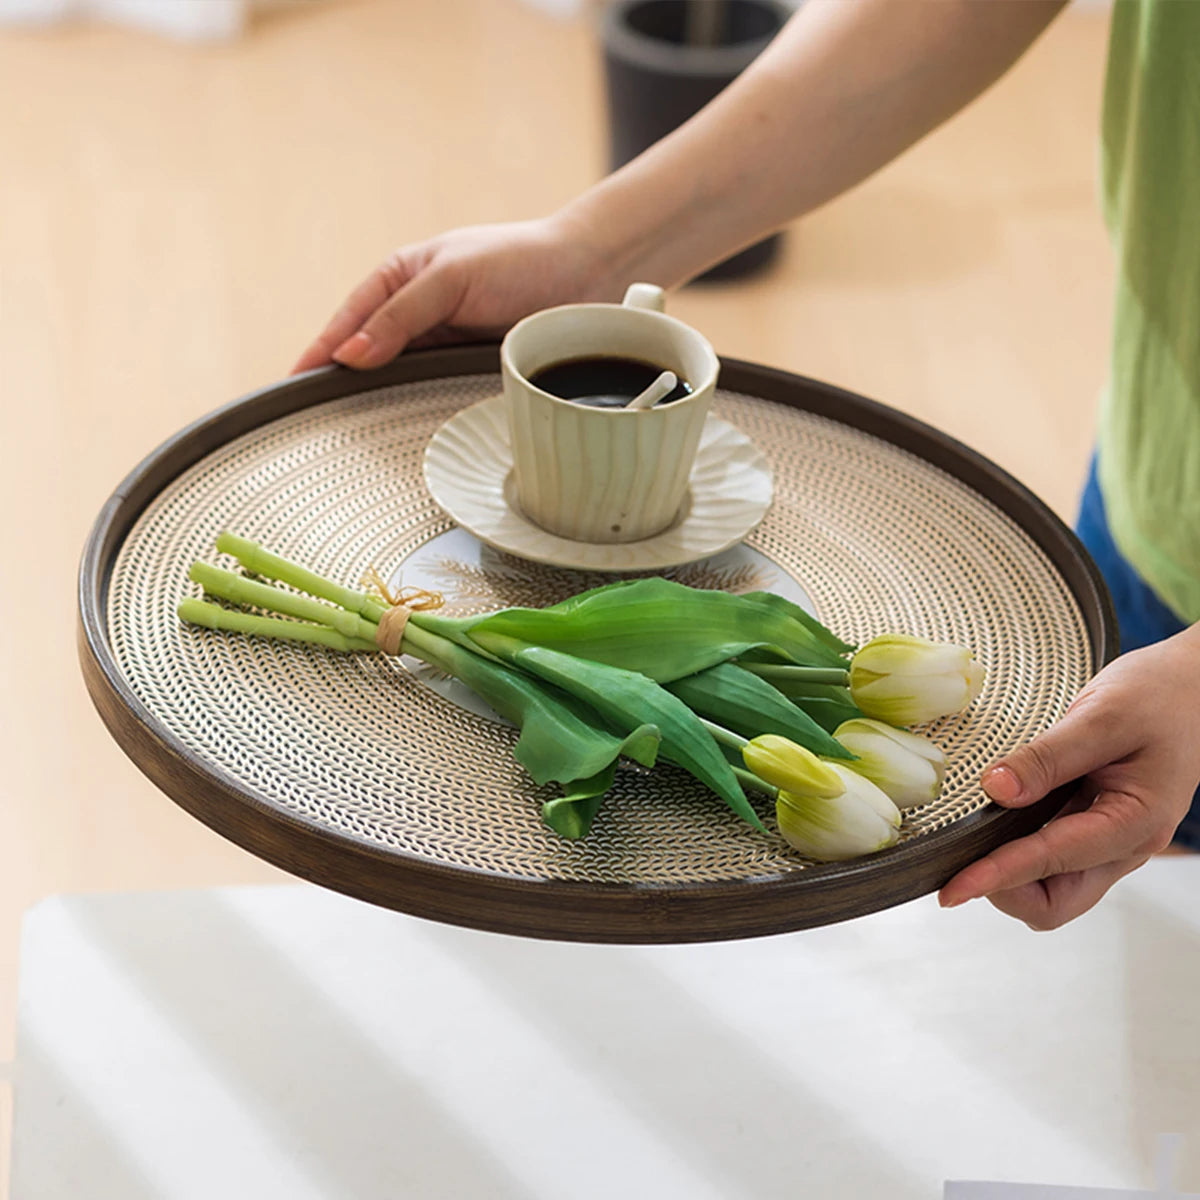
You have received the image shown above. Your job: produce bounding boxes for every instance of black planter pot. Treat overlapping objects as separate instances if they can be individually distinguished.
[601,0,793,282]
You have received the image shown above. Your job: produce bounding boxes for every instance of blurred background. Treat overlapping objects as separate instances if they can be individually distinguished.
[0,0,1113,1188]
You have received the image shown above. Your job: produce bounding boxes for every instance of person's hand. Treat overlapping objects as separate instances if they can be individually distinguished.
[292,215,619,373]
[939,623,1200,929]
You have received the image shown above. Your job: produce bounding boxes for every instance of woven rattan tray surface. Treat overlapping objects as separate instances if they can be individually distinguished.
[78,346,1115,943]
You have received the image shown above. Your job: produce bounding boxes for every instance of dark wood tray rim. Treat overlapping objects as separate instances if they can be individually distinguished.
[77,346,1117,943]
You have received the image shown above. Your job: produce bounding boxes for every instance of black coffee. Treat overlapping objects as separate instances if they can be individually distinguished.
[529,356,693,408]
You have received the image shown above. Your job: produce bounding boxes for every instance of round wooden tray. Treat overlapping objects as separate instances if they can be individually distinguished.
[78,346,1115,943]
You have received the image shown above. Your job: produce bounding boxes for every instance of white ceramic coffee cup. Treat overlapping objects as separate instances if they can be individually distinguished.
[502,283,720,544]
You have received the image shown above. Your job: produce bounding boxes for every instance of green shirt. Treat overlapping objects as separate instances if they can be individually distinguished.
[1100,0,1200,623]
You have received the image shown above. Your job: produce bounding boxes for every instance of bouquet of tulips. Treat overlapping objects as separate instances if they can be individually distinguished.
[178,533,985,862]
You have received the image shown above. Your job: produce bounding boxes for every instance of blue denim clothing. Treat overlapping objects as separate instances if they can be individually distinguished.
[1075,457,1200,848]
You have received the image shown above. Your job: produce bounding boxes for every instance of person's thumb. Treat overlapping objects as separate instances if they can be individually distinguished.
[981,700,1123,808]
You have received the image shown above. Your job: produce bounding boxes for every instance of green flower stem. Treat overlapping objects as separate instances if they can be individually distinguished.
[700,721,782,804]
[216,532,388,623]
[399,623,543,717]
[698,717,749,752]
[732,765,778,797]
[738,664,851,688]
[189,562,381,643]
[178,598,378,652]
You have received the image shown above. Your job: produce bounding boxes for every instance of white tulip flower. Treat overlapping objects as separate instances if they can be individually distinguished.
[834,717,947,809]
[849,633,985,726]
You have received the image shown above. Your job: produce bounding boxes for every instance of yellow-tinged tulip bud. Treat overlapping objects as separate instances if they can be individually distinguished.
[849,633,985,726]
[743,735,903,861]
[743,734,843,798]
[834,718,946,809]
[775,765,901,861]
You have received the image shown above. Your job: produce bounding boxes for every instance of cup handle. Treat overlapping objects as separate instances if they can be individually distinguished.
[622,282,665,312]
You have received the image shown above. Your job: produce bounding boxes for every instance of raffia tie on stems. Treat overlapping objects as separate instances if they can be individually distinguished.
[362,565,445,656]
[374,604,412,655]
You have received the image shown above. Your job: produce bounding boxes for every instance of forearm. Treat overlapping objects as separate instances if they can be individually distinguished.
[562,0,1068,287]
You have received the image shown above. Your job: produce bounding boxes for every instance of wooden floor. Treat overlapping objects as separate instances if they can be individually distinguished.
[0,0,1113,1186]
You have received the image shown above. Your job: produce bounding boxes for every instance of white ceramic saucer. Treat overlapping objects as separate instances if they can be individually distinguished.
[422,395,774,571]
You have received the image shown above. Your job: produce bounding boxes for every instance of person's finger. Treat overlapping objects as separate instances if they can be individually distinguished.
[291,258,414,374]
[291,341,335,375]
[406,321,509,351]
[982,854,1148,930]
[332,266,466,369]
[977,694,1133,810]
[939,787,1156,907]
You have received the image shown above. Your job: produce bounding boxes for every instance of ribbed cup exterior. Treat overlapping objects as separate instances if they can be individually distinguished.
[502,301,718,544]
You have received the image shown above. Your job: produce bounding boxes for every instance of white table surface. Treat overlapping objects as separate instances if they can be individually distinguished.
[10,860,1200,1198]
